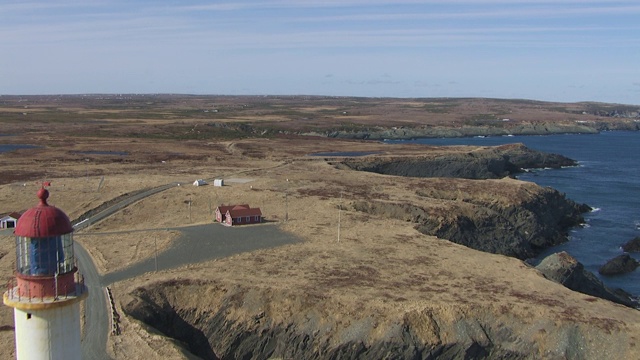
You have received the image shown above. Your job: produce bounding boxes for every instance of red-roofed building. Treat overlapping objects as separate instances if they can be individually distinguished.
[215,204,262,226]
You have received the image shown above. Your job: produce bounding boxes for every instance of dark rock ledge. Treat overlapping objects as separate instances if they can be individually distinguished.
[536,252,636,308]
[345,144,588,259]
[341,143,576,180]
[599,254,640,276]
[352,185,586,260]
[621,237,640,252]
[123,281,632,360]
[344,145,640,310]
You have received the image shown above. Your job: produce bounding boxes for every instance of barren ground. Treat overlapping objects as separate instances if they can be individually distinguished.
[1,95,640,359]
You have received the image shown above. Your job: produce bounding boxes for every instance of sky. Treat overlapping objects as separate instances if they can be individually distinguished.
[1,0,639,104]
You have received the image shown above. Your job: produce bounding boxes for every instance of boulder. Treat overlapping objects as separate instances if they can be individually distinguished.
[536,252,636,307]
[599,254,640,275]
[621,237,640,252]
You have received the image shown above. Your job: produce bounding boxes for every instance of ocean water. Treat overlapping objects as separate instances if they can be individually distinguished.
[387,131,640,296]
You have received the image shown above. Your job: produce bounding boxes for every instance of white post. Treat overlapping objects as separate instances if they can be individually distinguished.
[154,236,158,272]
[338,192,342,242]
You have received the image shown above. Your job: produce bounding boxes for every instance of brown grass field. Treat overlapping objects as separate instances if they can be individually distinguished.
[1,95,639,359]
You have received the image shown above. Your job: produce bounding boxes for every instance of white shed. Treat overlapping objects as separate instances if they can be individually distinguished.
[193,179,207,186]
[0,212,21,229]
[213,179,224,187]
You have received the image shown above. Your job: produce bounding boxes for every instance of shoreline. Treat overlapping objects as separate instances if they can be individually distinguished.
[319,123,639,141]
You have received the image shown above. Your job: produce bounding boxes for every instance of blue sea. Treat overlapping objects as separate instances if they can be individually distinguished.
[387,131,640,296]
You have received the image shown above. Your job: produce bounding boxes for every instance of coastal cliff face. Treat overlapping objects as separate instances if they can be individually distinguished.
[341,143,576,179]
[342,144,588,259]
[108,145,640,360]
[536,252,636,307]
[122,279,638,360]
[99,139,638,359]
[352,184,585,259]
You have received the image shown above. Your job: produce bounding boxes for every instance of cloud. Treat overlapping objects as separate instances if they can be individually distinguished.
[367,79,402,85]
[2,0,639,102]
[174,0,640,12]
[3,0,640,51]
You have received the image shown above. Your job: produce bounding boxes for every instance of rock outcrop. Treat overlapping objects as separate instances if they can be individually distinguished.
[344,145,590,259]
[122,280,638,360]
[536,252,636,307]
[342,144,576,180]
[621,237,640,252]
[599,254,640,275]
[352,183,587,259]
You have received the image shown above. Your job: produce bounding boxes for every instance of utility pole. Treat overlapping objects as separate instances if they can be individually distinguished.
[154,236,158,272]
[285,178,289,222]
[338,192,342,242]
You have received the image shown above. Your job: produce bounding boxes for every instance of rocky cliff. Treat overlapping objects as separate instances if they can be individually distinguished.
[342,145,588,259]
[107,140,636,360]
[352,184,587,259]
[110,145,639,359]
[341,143,576,179]
[122,279,639,360]
[536,252,636,307]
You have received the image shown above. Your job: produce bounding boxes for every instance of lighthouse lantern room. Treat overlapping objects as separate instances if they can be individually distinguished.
[3,187,87,360]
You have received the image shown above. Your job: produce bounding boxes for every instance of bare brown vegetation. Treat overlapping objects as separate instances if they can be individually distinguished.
[1,95,639,359]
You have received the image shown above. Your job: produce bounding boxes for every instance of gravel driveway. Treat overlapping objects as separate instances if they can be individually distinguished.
[101,222,300,285]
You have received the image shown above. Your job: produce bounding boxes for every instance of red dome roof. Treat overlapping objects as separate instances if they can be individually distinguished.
[14,188,73,237]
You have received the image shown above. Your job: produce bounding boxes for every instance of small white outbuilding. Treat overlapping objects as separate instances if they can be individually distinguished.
[193,179,207,186]
[213,179,224,187]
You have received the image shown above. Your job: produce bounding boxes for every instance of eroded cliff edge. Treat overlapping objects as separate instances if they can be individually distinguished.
[122,278,639,360]
[341,143,589,259]
[351,187,585,260]
[340,143,576,179]
[112,143,640,359]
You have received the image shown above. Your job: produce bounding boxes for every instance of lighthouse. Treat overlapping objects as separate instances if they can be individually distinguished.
[3,187,87,360]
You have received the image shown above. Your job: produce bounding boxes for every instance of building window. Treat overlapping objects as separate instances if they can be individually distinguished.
[246,216,250,222]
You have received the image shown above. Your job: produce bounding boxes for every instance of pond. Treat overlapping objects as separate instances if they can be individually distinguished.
[0,144,40,153]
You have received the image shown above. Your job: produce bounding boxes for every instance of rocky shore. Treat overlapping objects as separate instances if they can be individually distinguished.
[317,120,640,140]
[536,252,637,307]
[108,145,638,359]
[3,96,640,359]
[351,187,587,260]
[340,144,589,259]
[122,278,639,360]
[112,142,637,359]
[341,143,577,179]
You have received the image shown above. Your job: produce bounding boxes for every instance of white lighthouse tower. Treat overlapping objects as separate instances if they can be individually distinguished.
[3,187,88,360]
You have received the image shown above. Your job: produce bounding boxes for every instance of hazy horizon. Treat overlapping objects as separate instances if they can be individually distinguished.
[2,1,639,104]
